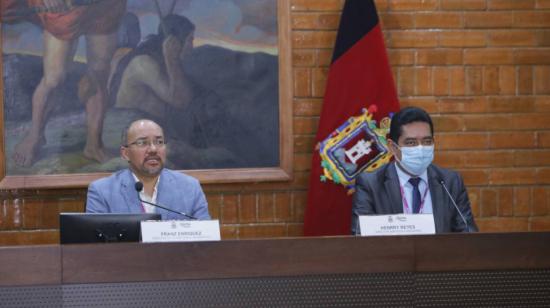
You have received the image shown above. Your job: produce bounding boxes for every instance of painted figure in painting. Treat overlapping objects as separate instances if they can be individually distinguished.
[4,0,127,166]
[111,14,195,120]
[109,11,278,169]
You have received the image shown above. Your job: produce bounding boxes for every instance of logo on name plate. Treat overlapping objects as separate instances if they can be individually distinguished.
[387,216,394,223]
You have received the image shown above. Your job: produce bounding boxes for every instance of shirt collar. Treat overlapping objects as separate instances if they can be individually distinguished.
[394,162,428,187]
[131,172,160,198]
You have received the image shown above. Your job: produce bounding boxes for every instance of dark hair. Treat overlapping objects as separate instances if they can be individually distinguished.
[158,14,195,42]
[389,106,434,142]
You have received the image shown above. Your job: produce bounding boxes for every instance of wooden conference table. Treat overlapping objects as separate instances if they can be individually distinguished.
[1,232,549,307]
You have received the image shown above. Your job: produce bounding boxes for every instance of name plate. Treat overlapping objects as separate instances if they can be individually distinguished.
[359,214,435,236]
[141,220,221,243]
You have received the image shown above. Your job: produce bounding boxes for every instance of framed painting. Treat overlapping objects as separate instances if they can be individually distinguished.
[0,0,292,189]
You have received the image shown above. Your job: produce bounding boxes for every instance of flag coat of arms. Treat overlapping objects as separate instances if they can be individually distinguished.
[304,0,400,236]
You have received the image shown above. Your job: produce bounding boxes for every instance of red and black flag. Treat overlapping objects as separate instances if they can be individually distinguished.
[303,0,400,236]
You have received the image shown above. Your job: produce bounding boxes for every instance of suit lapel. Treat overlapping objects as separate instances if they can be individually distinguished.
[384,163,404,214]
[157,169,170,210]
[156,169,172,217]
[427,165,444,233]
[121,169,142,213]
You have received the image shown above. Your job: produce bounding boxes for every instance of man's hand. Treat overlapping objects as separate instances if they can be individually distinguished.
[162,35,183,65]
[43,0,68,12]
[181,34,194,60]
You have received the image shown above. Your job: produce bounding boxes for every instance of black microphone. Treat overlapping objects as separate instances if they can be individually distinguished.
[438,179,474,233]
[135,182,197,220]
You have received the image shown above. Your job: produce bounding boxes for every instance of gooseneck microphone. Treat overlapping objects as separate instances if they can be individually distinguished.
[135,182,196,220]
[439,179,474,233]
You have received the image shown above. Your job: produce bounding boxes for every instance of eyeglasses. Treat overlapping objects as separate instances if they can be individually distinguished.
[125,138,166,148]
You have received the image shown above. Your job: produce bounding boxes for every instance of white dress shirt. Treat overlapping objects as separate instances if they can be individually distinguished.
[394,163,433,214]
[132,173,160,213]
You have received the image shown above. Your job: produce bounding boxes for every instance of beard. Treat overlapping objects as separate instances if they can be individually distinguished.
[134,155,164,177]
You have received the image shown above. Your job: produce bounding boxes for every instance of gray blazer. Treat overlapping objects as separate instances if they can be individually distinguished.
[351,163,477,234]
[86,168,210,220]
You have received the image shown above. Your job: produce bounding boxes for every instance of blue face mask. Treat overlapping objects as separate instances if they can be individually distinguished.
[396,145,434,176]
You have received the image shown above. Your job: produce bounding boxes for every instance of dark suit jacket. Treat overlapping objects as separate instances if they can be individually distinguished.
[86,168,210,220]
[351,163,477,234]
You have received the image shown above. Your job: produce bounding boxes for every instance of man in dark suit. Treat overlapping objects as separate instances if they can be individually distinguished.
[351,106,477,234]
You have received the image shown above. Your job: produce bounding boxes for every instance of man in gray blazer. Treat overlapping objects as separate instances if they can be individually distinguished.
[86,119,210,220]
[352,107,477,234]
